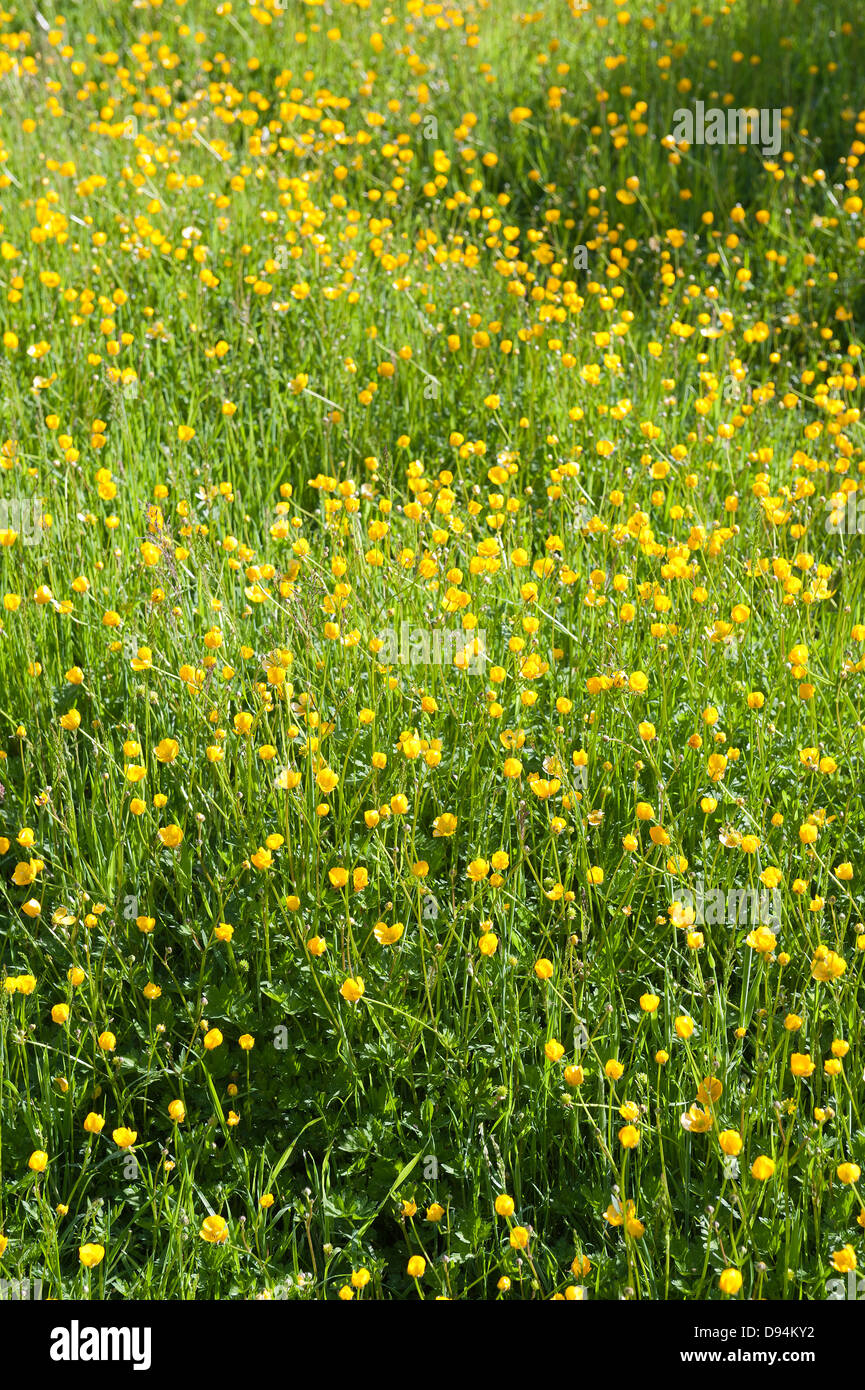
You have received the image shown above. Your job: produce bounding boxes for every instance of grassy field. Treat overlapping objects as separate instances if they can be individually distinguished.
[0,0,864,1301]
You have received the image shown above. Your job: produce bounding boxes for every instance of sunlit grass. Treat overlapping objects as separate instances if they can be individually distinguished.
[0,0,864,1300]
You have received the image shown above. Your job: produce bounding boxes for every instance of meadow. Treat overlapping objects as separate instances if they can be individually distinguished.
[0,0,864,1301]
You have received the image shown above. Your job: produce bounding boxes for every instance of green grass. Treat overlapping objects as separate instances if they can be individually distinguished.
[0,0,864,1300]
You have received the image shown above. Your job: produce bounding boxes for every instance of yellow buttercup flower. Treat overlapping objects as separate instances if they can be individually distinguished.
[719,1130,742,1156]
[830,1245,857,1274]
[157,824,184,849]
[790,1053,815,1078]
[200,1215,228,1244]
[751,1156,776,1181]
